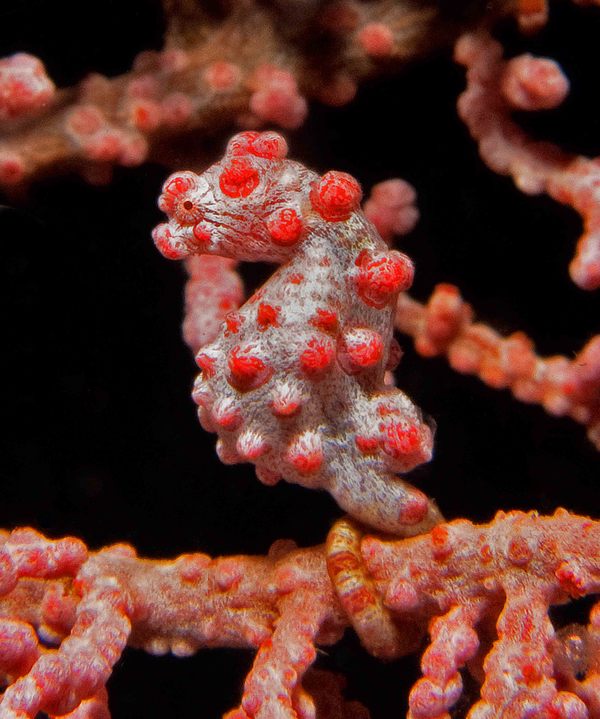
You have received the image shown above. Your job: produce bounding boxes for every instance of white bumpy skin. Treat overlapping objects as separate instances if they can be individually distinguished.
[153,131,441,534]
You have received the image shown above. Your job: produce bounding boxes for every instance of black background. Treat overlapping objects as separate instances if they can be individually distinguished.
[0,1,598,717]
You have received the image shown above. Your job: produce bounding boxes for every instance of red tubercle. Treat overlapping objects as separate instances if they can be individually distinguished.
[257,303,280,330]
[177,553,211,583]
[251,132,288,160]
[152,223,189,260]
[337,328,384,374]
[479,543,493,563]
[271,400,300,418]
[237,431,271,460]
[379,421,421,459]
[0,53,56,120]
[355,250,414,308]
[396,489,429,526]
[299,337,335,377]
[227,346,273,391]
[161,92,193,128]
[195,352,217,378]
[219,158,260,198]
[286,433,324,474]
[267,208,303,246]
[376,403,400,418]
[309,309,339,334]
[270,383,303,417]
[430,525,452,561]
[310,171,363,222]
[224,311,244,335]
[288,273,304,285]
[192,223,211,247]
[507,537,533,566]
[355,435,379,454]
[227,131,288,160]
[212,398,243,431]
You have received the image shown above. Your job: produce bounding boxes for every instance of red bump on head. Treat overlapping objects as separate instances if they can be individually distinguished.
[355,250,414,308]
[219,157,260,198]
[227,131,288,160]
[195,352,216,378]
[267,208,303,246]
[227,345,273,391]
[337,328,384,374]
[299,337,335,377]
[159,171,198,214]
[227,131,261,156]
[192,222,211,248]
[152,223,189,260]
[251,131,288,159]
[310,170,362,222]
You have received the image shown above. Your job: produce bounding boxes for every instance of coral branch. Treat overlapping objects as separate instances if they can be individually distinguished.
[0,1,508,188]
[456,30,600,290]
[354,509,600,718]
[395,284,600,447]
[2,512,598,718]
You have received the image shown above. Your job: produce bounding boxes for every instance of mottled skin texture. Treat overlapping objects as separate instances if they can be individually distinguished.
[153,131,441,535]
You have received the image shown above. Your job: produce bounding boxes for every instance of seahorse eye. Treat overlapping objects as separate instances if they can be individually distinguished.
[174,195,204,225]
